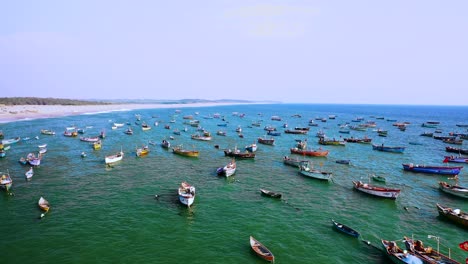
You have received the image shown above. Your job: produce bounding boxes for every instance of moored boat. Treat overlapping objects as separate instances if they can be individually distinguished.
[1,137,21,145]
[443,155,468,163]
[318,137,346,146]
[38,197,50,212]
[245,143,257,152]
[403,236,461,264]
[352,181,400,199]
[80,136,100,142]
[436,203,468,229]
[178,182,195,207]
[290,147,329,157]
[249,236,275,262]
[260,189,282,198]
[0,171,13,192]
[27,153,41,166]
[136,145,150,157]
[93,140,102,150]
[299,164,333,181]
[438,181,468,199]
[372,144,405,153]
[402,164,462,175]
[105,149,124,165]
[258,136,275,145]
[224,147,255,159]
[283,156,309,168]
[172,145,199,157]
[445,146,468,155]
[161,139,171,149]
[381,239,423,264]
[40,129,56,135]
[331,219,360,238]
[25,167,34,180]
[216,159,236,177]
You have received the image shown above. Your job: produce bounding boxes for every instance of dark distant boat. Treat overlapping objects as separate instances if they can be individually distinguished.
[445,146,468,155]
[443,155,468,163]
[260,189,282,198]
[258,136,275,145]
[224,147,255,159]
[331,219,360,238]
[283,156,308,168]
[402,164,462,175]
[249,236,275,262]
[335,159,350,165]
[372,144,405,153]
[436,203,468,229]
[290,147,329,157]
[284,129,308,134]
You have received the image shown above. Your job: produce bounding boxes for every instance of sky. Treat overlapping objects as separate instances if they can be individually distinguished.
[1,1,467,105]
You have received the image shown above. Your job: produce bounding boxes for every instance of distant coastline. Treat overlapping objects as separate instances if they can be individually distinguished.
[0,97,276,123]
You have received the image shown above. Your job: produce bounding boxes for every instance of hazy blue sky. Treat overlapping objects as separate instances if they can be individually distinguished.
[1,1,467,105]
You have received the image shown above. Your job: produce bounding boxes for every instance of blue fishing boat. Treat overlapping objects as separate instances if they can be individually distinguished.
[331,219,360,238]
[372,144,405,153]
[402,163,463,175]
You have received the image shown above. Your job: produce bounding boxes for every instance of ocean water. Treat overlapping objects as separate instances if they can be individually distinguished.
[0,103,467,264]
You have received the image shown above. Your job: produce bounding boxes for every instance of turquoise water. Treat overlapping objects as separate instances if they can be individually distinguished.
[1,104,467,263]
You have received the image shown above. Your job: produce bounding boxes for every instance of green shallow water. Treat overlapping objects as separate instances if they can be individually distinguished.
[0,104,467,263]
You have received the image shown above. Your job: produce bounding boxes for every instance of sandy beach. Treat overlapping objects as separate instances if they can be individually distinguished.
[0,102,253,123]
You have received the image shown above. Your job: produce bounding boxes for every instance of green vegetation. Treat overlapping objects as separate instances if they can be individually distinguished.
[0,97,110,105]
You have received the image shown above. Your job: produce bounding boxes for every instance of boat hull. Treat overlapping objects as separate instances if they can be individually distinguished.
[439,182,468,199]
[402,164,462,175]
[353,181,400,199]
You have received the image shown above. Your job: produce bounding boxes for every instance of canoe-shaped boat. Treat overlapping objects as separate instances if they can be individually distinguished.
[443,155,468,163]
[178,182,195,207]
[445,146,468,155]
[38,197,50,212]
[436,203,468,229]
[284,129,308,134]
[336,159,350,165]
[161,139,171,149]
[299,164,332,181]
[283,156,308,168]
[224,148,255,159]
[318,137,346,146]
[438,181,468,199]
[25,167,34,180]
[249,236,274,262]
[40,129,56,135]
[403,236,461,264]
[353,181,400,199]
[402,164,463,175]
[1,137,21,145]
[331,219,360,238]
[191,134,212,141]
[381,239,423,264]
[217,160,236,177]
[105,150,124,165]
[372,144,405,153]
[371,175,387,183]
[27,153,41,166]
[260,189,282,198]
[344,137,372,143]
[290,147,329,157]
[80,136,100,142]
[172,146,199,157]
[258,136,275,145]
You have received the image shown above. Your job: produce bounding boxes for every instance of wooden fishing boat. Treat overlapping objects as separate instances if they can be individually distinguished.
[0,171,13,192]
[336,159,350,165]
[344,137,372,144]
[258,136,275,145]
[283,156,309,168]
[19,157,28,165]
[105,150,124,165]
[267,131,281,136]
[27,153,41,166]
[63,130,78,137]
[161,139,171,149]
[124,127,133,135]
[191,133,212,141]
[381,239,423,264]
[352,181,400,199]
[25,167,34,180]
[141,122,151,131]
[1,137,21,145]
[443,138,463,145]
[331,219,360,238]
[299,164,332,181]
[403,236,461,264]
[372,144,405,153]
[371,175,387,183]
[136,146,149,157]
[216,160,236,177]
[260,189,282,198]
[40,129,55,135]
[402,164,463,175]
[249,236,275,262]
[443,155,468,163]
[438,181,468,199]
[172,145,199,157]
[80,136,100,142]
[113,123,125,128]
[178,182,195,207]
[245,143,257,152]
[93,140,102,150]
[224,148,255,159]
[436,203,468,229]
[318,137,346,146]
[445,146,468,155]
[38,197,50,212]
[290,147,329,157]
[284,129,308,134]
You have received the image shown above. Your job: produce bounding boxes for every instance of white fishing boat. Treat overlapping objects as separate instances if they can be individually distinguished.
[299,163,332,181]
[178,182,196,207]
[439,181,468,199]
[353,181,401,199]
[38,197,50,212]
[217,160,237,177]
[0,171,13,192]
[27,153,41,166]
[113,123,125,128]
[25,167,34,180]
[105,149,124,165]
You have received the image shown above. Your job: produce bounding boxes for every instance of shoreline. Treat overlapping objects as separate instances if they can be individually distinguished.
[0,102,260,123]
